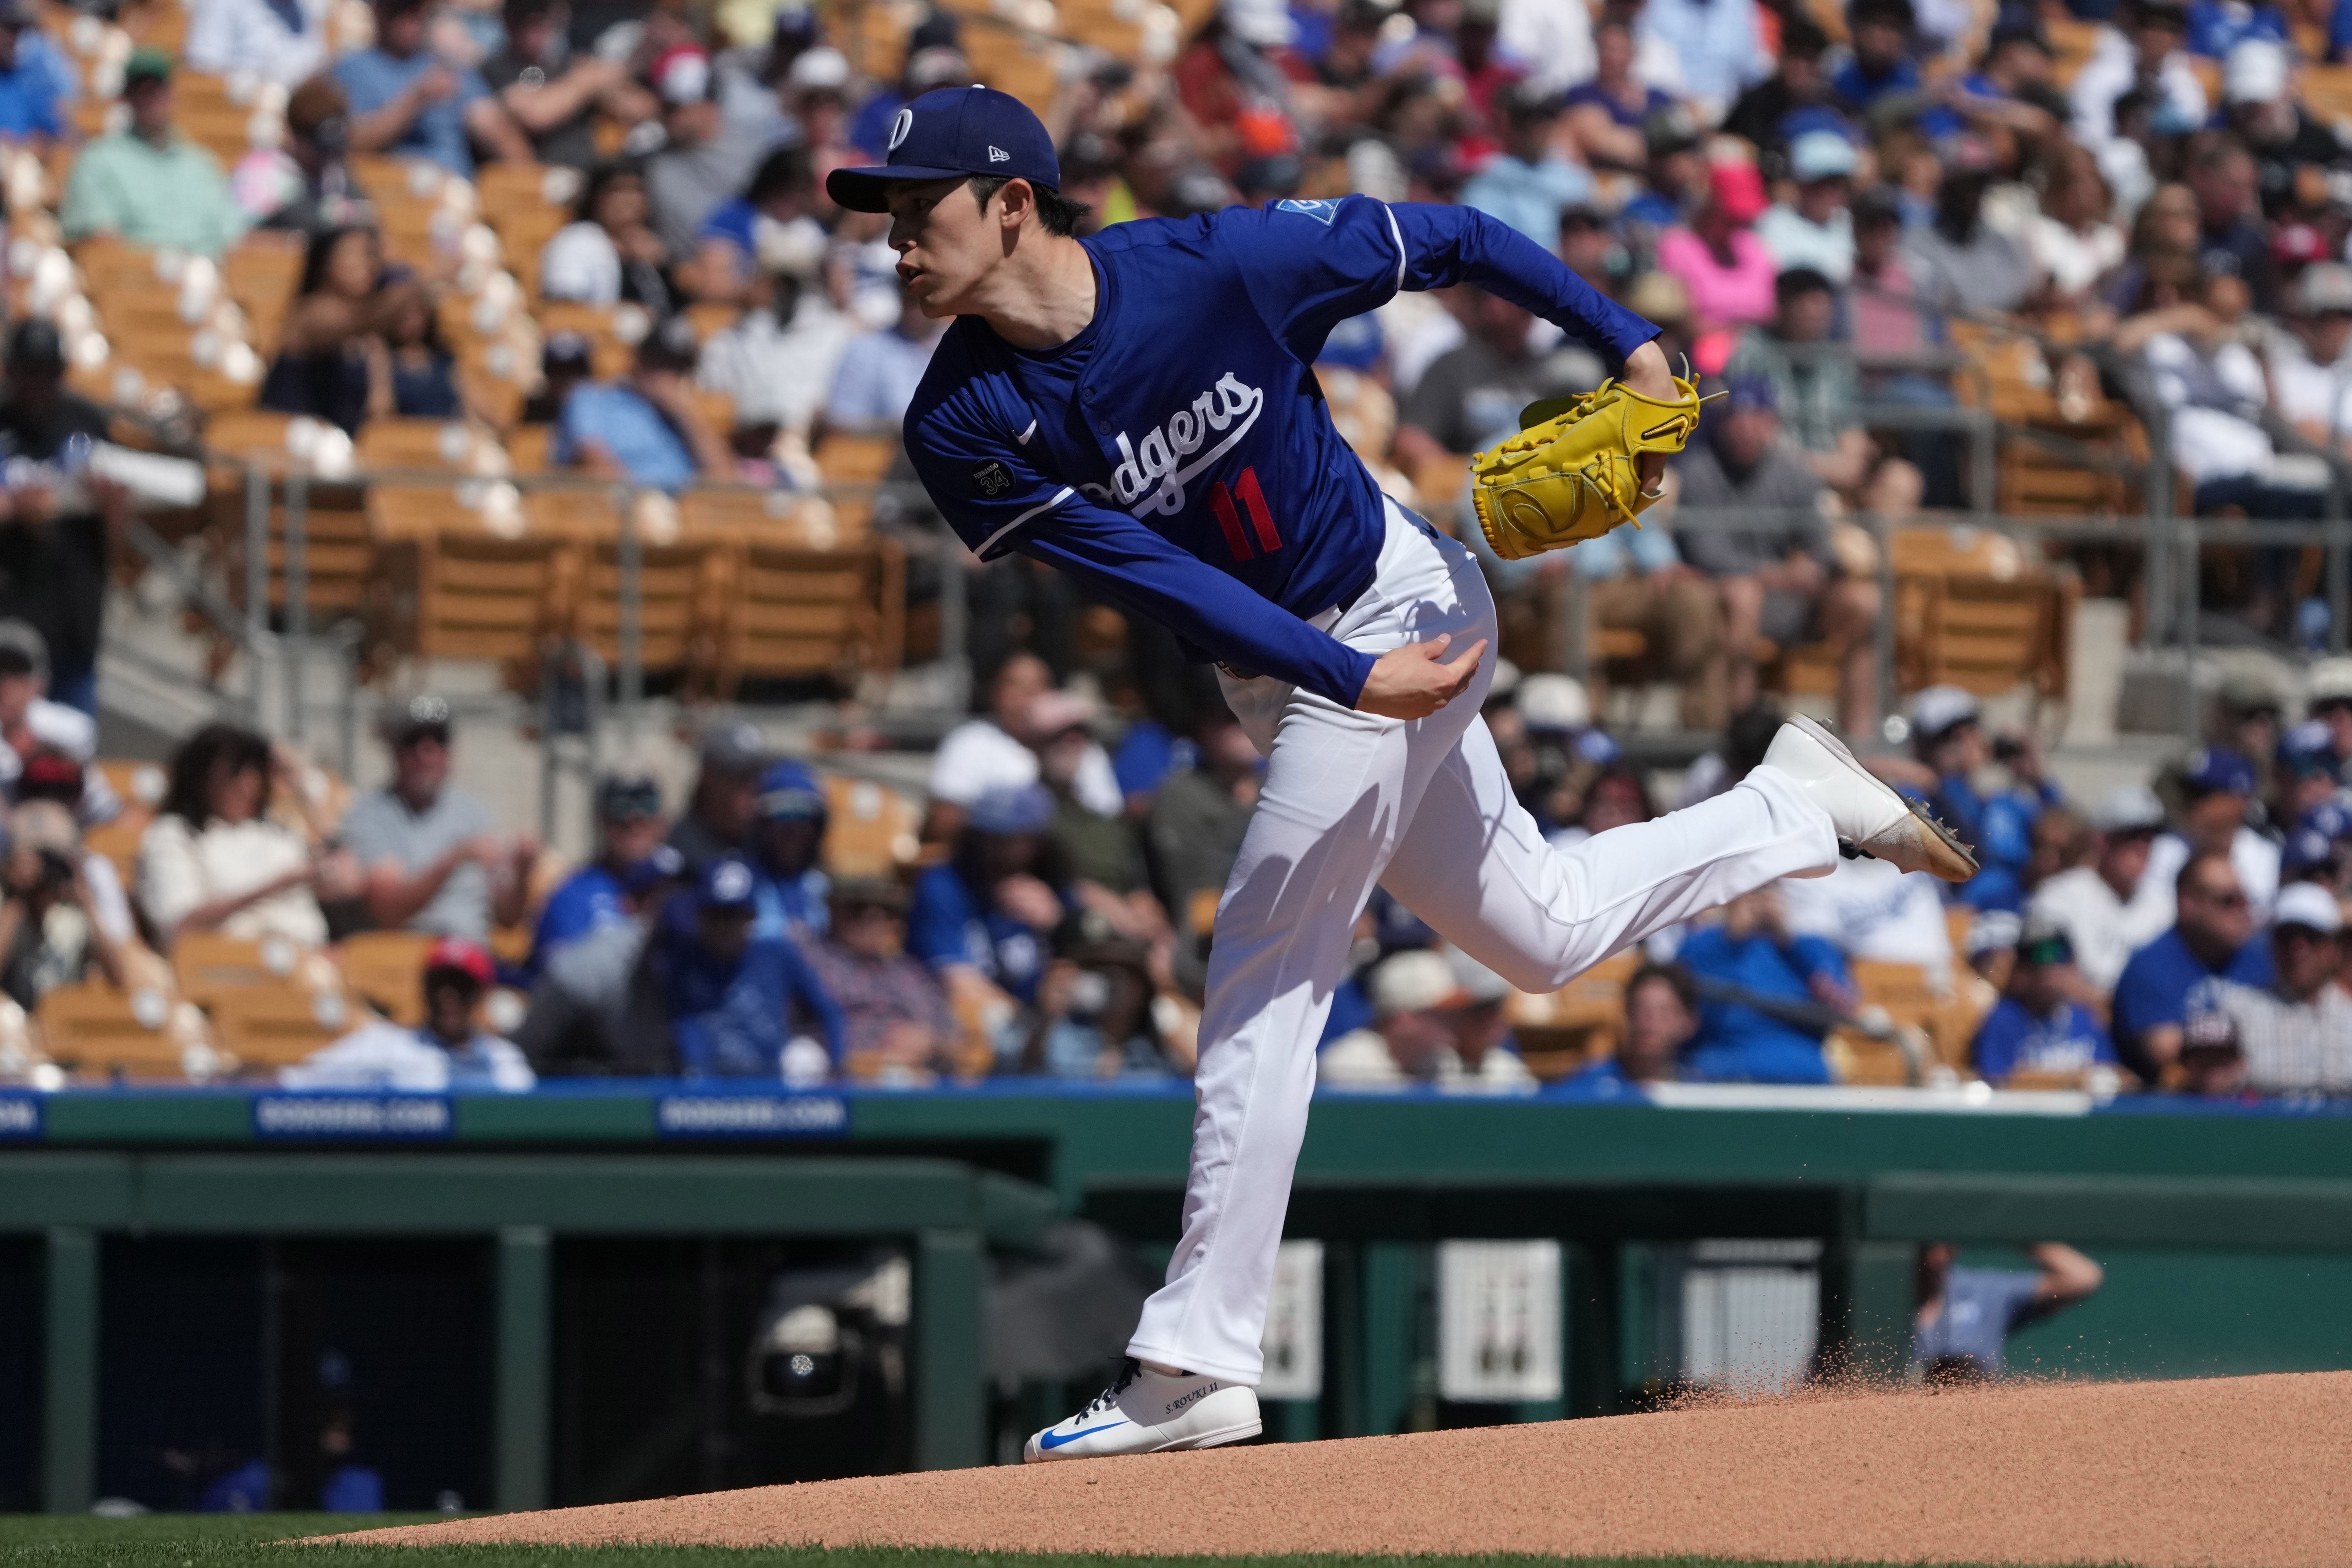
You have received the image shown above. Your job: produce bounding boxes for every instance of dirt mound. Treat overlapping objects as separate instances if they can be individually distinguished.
[339,1371,2352,1566]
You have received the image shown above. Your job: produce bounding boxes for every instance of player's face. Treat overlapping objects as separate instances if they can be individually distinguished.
[887,178,993,317]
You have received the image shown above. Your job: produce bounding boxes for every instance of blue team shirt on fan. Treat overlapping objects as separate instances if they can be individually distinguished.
[906,862,1056,1003]
[902,197,1657,708]
[752,865,829,942]
[1971,997,2116,1084]
[2111,927,2273,1062]
[526,863,633,977]
[1913,1267,2049,1376]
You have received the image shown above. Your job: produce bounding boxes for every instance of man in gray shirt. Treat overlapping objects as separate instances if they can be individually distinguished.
[340,696,540,941]
[1671,375,1882,735]
[644,53,779,261]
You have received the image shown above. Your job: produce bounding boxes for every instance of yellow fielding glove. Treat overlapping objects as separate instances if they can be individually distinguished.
[1469,374,1710,562]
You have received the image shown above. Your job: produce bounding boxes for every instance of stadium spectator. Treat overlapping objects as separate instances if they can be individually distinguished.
[512,848,686,1077]
[520,331,594,425]
[1561,17,1671,173]
[1781,851,1956,992]
[1832,0,1925,117]
[1722,18,1841,170]
[2271,722,2341,835]
[694,223,854,445]
[652,855,845,1082]
[805,878,960,1083]
[2112,849,2274,1079]
[553,315,732,488]
[0,337,120,723]
[1319,947,1533,1092]
[2189,882,2352,1094]
[1725,266,1921,516]
[823,282,944,435]
[1555,960,1695,1098]
[1013,906,1175,1079]
[259,226,395,434]
[539,163,677,315]
[1670,376,1882,738]
[908,784,1068,1012]
[1895,685,2058,913]
[2183,131,2279,312]
[2069,0,2204,157]
[1912,1242,2103,1382]
[1674,886,1845,1084]
[0,0,66,143]
[61,49,248,257]
[232,75,370,237]
[135,723,352,952]
[685,143,824,304]
[526,772,667,973]
[1560,503,1730,731]
[1397,287,1602,466]
[2026,147,2128,312]
[1754,132,1858,282]
[481,0,653,171]
[1655,161,1777,361]
[2268,263,2352,457]
[1638,0,1765,119]
[1022,691,1148,897]
[1146,708,1260,993]
[282,936,535,1091]
[340,695,539,942]
[667,720,765,872]
[925,655,1122,842]
[2144,746,2281,924]
[1902,145,2035,320]
[2027,784,2172,994]
[0,623,113,823]
[1459,81,1589,245]
[186,0,331,87]
[644,45,773,260]
[1971,919,2117,1085]
[748,760,830,942]
[0,798,129,1009]
[335,0,527,177]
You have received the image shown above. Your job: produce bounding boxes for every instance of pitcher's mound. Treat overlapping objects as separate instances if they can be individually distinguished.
[342,1371,2352,1566]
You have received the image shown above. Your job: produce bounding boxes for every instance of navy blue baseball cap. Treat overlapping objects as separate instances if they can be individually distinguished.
[827,85,1061,212]
[2307,800,2352,841]
[697,855,760,912]
[2278,719,2340,776]
[756,760,828,822]
[2183,746,2256,796]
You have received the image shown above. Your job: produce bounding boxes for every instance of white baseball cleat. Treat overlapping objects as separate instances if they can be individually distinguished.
[1023,1359,1262,1463]
[1761,715,1979,883]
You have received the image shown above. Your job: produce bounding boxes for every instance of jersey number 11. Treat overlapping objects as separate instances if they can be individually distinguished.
[1209,467,1283,562]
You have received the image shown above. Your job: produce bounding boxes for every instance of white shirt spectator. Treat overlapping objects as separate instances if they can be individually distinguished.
[2025,213,2126,297]
[539,222,623,305]
[2142,828,2281,927]
[1496,0,1594,94]
[2146,333,2285,485]
[1778,856,1955,992]
[2027,864,2172,993]
[2269,336,2352,445]
[1754,205,1855,284]
[927,718,1123,818]
[184,0,332,87]
[2068,26,2206,151]
[1636,0,1757,115]
[1317,1029,1538,1093]
[697,295,858,434]
[135,812,328,949]
[279,1019,535,1091]
[824,322,940,430]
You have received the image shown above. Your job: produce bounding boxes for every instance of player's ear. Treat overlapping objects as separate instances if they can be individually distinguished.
[998,177,1036,235]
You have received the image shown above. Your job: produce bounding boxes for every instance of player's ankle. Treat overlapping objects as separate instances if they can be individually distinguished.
[1140,1359,1187,1377]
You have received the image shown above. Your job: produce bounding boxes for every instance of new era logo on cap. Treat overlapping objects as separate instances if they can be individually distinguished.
[826,85,1062,212]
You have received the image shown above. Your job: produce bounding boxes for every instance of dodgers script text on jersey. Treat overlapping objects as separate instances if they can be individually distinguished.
[900,196,1658,707]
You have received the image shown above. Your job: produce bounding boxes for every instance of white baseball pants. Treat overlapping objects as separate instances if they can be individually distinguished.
[1125,499,1840,1384]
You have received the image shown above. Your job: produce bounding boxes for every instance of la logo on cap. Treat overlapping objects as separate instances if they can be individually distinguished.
[988,145,1009,162]
[888,107,913,151]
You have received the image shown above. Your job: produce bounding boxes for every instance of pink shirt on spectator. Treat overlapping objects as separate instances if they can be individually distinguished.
[1655,226,1777,333]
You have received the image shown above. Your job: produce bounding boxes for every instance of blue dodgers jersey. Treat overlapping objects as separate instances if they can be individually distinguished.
[903,196,1658,706]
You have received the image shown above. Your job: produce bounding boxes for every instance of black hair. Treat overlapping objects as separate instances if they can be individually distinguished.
[162,723,275,828]
[502,0,557,24]
[1782,16,1828,57]
[294,224,378,300]
[1626,961,1698,1016]
[1774,266,1836,305]
[575,160,646,226]
[965,174,1091,237]
[746,144,815,205]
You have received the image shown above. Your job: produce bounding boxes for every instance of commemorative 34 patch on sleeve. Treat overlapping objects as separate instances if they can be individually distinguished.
[974,460,1013,497]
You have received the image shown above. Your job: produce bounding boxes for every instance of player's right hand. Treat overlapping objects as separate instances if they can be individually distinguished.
[1355,633,1487,720]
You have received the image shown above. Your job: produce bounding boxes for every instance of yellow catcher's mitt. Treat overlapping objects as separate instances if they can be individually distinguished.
[1469,374,1710,561]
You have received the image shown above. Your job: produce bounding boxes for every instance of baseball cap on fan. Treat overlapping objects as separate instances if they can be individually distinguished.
[825,85,1062,213]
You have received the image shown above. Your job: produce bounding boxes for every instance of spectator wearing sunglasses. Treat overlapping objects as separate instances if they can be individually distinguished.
[2112,849,2273,1081]
[524,772,667,975]
[1970,918,2116,1086]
